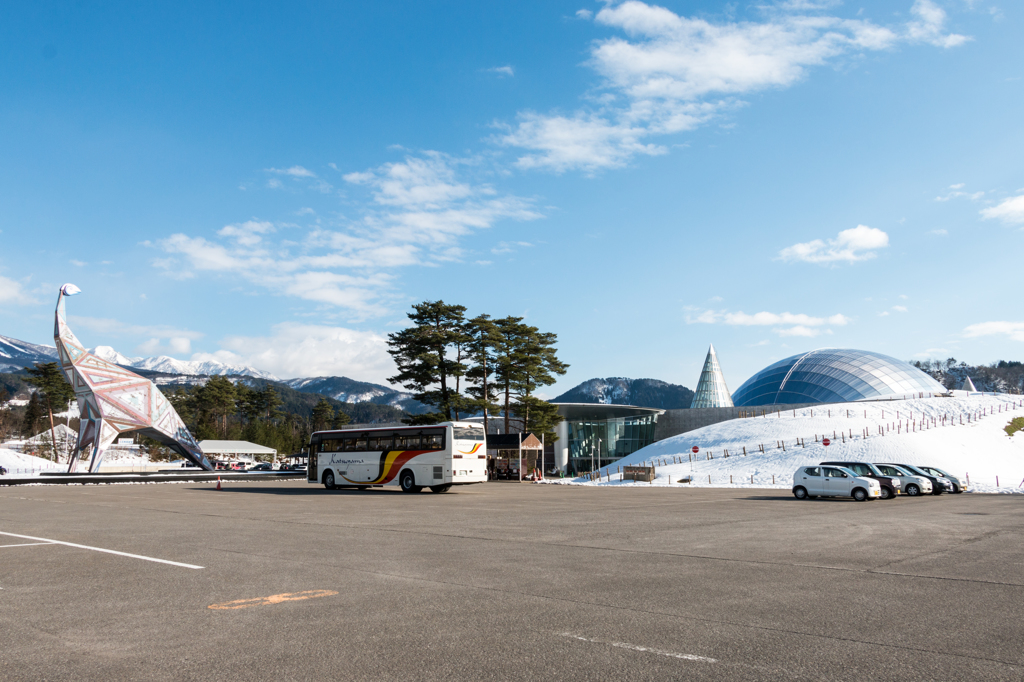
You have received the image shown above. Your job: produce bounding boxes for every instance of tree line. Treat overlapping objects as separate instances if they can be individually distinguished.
[387,301,568,442]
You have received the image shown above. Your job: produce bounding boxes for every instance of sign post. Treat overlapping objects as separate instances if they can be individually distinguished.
[822,438,831,447]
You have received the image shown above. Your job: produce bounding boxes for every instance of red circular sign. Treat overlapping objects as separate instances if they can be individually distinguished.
[822,438,831,446]
[691,446,699,453]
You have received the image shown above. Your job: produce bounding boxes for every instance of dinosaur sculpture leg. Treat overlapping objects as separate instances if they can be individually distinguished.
[85,418,121,472]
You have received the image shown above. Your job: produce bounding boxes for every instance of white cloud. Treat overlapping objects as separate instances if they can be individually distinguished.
[576,9,593,19]
[266,165,317,178]
[194,323,395,384]
[906,0,970,48]
[497,1,968,172]
[914,347,949,358]
[935,182,984,201]
[487,66,515,77]
[930,228,948,235]
[70,259,87,267]
[892,305,908,312]
[135,336,193,356]
[156,153,540,317]
[70,315,204,341]
[980,195,1024,225]
[0,275,38,306]
[779,225,889,263]
[492,240,534,254]
[963,321,1024,342]
[688,307,849,337]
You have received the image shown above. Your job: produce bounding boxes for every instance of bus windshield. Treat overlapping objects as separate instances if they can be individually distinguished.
[453,427,485,441]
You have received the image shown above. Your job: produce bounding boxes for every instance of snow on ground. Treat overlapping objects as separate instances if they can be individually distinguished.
[549,394,1024,494]
[0,448,63,476]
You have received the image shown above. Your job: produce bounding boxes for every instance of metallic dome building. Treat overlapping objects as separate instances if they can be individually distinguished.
[731,349,946,407]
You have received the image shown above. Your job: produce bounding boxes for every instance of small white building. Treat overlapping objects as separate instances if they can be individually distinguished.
[198,440,277,464]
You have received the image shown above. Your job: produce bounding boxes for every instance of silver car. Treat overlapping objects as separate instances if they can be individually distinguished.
[874,464,932,497]
[792,466,881,501]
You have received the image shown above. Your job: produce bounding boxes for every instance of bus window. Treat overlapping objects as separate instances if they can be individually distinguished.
[397,434,421,449]
[354,437,368,451]
[453,427,485,441]
[422,434,443,450]
[343,438,358,452]
[321,439,340,453]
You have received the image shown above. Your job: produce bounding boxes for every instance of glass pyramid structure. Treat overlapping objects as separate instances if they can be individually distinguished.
[690,344,734,408]
[961,376,977,392]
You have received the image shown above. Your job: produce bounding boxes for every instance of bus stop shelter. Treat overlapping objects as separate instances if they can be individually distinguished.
[487,432,543,480]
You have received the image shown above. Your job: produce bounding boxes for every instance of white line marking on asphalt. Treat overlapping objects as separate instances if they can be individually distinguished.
[560,633,717,663]
[0,531,204,569]
[0,542,54,548]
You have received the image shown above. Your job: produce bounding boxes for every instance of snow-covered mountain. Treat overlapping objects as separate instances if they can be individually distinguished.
[285,376,429,414]
[0,335,59,372]
[0,334,275,379]
[554,377,695,409]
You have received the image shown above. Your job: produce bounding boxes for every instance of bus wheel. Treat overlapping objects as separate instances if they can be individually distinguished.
[400,470,421,493]
[429,484,452,494]
[356,485,369,491]
[323,470,336,490]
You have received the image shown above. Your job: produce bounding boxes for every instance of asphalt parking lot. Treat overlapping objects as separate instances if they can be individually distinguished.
[1,481,1022,681]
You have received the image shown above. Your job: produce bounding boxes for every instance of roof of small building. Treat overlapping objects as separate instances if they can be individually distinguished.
[198,440,277,455]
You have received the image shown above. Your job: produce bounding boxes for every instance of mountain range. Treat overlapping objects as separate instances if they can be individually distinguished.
[0,333,428,415]
[553,377,695,409]
[1,334,276,379]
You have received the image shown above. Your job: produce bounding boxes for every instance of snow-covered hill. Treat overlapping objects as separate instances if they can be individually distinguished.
[552,394,1024,494]
[554,377,694,409]
[0,334,59,372]
[284,376,428,414]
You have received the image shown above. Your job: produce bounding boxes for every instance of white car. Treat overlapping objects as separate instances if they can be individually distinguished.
[873,464,933,497]
[792,465,882,501]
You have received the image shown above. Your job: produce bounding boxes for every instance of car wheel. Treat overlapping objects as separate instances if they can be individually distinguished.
[905,484,920,497]
[323,470,336,490]
[429,484,452,494]
[400,470,420,493]
[879,486,893,500]
[793,486,808,500]
[852,488,868,502]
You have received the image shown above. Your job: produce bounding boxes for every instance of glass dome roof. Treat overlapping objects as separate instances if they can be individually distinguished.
[731,349,946,406]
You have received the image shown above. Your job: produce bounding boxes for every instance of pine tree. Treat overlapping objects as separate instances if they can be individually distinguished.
[311,397,335,433]
[22,392,43,439]
[387,300,467,420]
[464,314,500,433]
[194,376,237,438]
[25,362,75,461]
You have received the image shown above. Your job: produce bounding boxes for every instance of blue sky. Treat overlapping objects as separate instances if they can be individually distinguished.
[1,0,1022,396]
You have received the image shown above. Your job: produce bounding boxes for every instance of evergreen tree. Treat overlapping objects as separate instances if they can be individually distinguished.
[464,314,500,433]
[387,300,467,419]
[22,392,43,439]
[311,397,335,432]
[492,316,531,434]
[332,408,351,429]
[25,362,75,461]
[194,376,237,438]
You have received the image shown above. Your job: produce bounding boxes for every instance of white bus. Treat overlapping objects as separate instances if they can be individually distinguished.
[307,421,487,493]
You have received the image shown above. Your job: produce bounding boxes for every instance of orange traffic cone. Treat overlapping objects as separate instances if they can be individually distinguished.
[216,476,222,491]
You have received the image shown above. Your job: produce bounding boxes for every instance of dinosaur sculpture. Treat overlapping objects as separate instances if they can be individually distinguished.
[54,284,213,472]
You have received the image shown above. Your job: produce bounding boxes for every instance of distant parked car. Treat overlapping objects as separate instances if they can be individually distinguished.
[820,461,900,499]
[878,463,953,495]
[873,464,932,497]
[915,465,967,493]
[248,463,273,471]
[793,465,881,501]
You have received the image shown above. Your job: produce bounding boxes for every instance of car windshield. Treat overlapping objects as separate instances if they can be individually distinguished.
[921,466,949,478]
[900,465,927,476]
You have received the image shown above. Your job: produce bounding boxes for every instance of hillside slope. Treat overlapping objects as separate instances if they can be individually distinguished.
[554,377,694,409]
[553,394,1024,494]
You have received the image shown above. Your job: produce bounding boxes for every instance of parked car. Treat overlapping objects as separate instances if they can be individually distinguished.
[792,465,881,501]
[820,461,900,499]
[915,465,967,493]
[248,463,273,471]
[873,464,932,496]
[878,463,952,495]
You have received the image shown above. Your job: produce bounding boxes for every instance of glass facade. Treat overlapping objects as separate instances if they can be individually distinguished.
[566,413,658,475]
[731,348,947,407]
[690,344,734,408]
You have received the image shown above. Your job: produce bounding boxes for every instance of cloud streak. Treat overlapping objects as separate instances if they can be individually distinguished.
[497,1,968,172]
[779,225,889,263]
[688,307,849,337]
